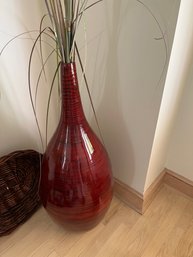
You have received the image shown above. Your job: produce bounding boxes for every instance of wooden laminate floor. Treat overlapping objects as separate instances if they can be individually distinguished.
[1,185,193,257]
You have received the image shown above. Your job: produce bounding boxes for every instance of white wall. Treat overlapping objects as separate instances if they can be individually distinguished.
[166,53,193,180]
[0,0,180,194]
[144,0,193,190]
[98,0,180,193]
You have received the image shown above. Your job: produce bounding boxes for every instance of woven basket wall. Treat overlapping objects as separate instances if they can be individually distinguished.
[0,150,41,236]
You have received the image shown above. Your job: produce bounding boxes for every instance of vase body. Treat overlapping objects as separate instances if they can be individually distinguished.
[40,62,113,230]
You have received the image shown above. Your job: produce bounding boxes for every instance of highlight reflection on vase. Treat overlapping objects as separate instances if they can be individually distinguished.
[40,62,113,230]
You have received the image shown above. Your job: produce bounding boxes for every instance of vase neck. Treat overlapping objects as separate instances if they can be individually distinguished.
[60,62,85,124]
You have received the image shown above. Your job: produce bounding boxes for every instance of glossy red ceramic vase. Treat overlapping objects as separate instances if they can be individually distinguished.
[40,62,113,230]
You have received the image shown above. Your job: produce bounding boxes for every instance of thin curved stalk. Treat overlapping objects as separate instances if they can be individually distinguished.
[6,37,58,50]
[84,0,103,12]
[135,0,168,89]
[73,0,103,24]
[75,43,105,146]
[28,27,51,151]
[35,49,56,110]
[0,30,38,55]
[72,0,88,39]
[28,27,59,105]
[70,0,103,60]
[74,0,80,36]
[45,1,54,28]
[45,61,61,146]
[71,0,75,49]
[39,14,49,80]
[79,0,89,14]
[0,29,56,56]
[56,46,62,119]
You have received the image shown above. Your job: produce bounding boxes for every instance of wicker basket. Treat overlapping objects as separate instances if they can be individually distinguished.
[0,150,41,236]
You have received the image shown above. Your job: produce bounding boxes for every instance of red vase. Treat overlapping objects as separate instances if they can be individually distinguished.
[40,62,113,230]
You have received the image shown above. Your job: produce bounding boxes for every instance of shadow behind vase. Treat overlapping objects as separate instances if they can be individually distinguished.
[40,62,113,230]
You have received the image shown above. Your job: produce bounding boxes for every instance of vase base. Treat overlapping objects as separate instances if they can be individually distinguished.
[49,213,106,231]
[45,200,112,231]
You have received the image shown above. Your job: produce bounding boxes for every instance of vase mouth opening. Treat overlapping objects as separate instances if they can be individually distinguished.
[61,61,75,67]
